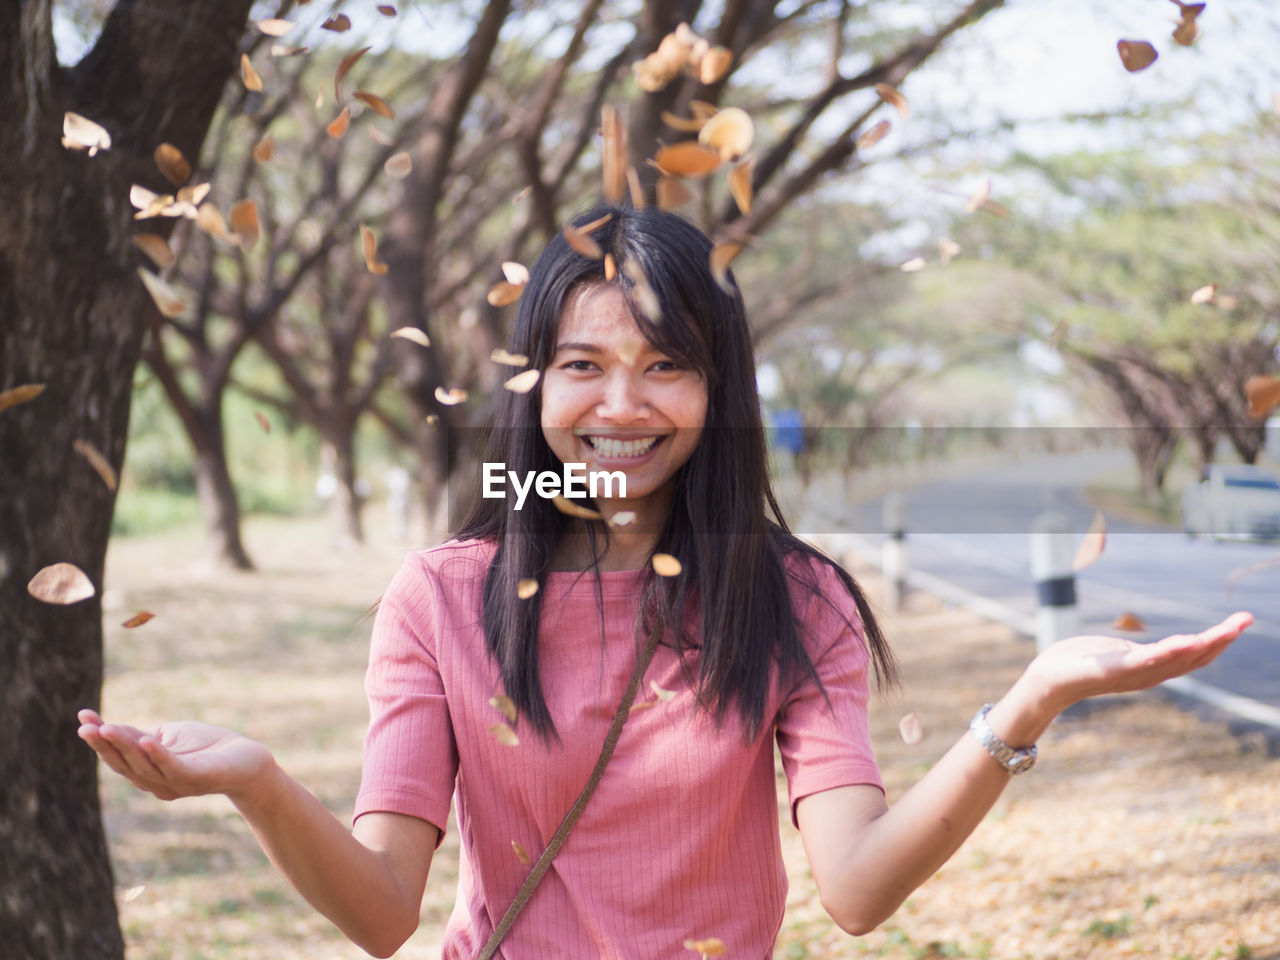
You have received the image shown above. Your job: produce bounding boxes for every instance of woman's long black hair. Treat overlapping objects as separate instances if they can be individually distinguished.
[452,203,896,741]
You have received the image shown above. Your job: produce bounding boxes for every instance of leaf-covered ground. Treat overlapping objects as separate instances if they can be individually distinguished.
[96,514,1279,958]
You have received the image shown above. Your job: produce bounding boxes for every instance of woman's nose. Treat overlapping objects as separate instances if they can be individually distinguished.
[595,369,650,421]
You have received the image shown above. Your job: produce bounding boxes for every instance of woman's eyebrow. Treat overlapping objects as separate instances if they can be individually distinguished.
[553,341,602,353]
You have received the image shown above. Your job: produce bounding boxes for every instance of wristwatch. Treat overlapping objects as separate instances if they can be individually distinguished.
[969,703,1037,774]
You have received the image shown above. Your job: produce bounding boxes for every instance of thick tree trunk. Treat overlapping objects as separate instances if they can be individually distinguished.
[330,431,365,546]
[0,2,253,956]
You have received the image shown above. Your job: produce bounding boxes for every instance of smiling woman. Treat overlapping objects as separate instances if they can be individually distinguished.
[79,204,1254,960]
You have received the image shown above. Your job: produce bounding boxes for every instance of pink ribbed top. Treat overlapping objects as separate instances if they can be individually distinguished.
[354,539,882,959]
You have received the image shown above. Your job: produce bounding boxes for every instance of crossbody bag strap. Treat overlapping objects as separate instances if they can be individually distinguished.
[477,615,666,960]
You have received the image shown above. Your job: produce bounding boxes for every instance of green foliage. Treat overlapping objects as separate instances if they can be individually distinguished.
[1081,913,1132,939]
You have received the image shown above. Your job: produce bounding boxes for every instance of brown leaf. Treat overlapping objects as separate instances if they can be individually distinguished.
[489,723,519,747]
[491,349,529,367]
[516,578,539,599]
[62,112,112,155]
[487,281,524,307]
[698,46,733,85]
[254,411,271,434]
[327,106,352,139]
[252,133,275,162]
[683,938,726,956]
[256,18,294,36]
[195,203,235,244]
[1190,283,1216,304]
[322,13,351,32]
[378,4,397,15]
[1117,39,1158,72]
[354,90,395,119]
[28,563,95,605]
[698,107,753,163]
[856,119,891,150]
[1244,376,1280,420]
[727,156,753,215]
[73,439,117,492]
[122,611,156,629]
[435,387,468,406]
[510,840,531,864]
[132,234,175,269]
[709,241,743,295]
[137,268,187,317]
[652,553,682,577]
[601,105,627,204]
[622,258,661,323]
[875,83,910,118]
[241,54,263,92]
[898,712,923,745]
[1112,611,1146,631]
[563,219,605,259]
[0,383,45,414]
[604,253,617,282]
[335,46,373,102]
[390,327,431,348]
[1073,510,1107,571]
[552,495,603,520]
[489,695,518,723]
[653,141,721,179]
[359,223,388,275]
[270,43,309,57]
[627,166,646,209]
[657,177,694,209]
[229,199,260,250]
[503,370,541,394]
[153,143,190,186]
[512,185,532,204]
[384,151,412,179]
[1172,17,1198,46]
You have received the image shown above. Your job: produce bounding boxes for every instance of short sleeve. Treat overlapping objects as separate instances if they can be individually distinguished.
[353,554,459,843]
[776,558,884,826]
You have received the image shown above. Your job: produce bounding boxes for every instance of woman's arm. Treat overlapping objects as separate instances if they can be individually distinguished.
[77,710,437,959]
[795,612,1253,935]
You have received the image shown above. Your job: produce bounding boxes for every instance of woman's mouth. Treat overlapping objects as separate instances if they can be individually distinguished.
[580,435,664,460]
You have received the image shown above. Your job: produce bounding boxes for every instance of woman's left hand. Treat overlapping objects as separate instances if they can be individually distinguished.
[1025,611,1254,714]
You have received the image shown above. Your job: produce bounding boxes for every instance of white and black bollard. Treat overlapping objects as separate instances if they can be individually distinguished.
[882,491,907,611]
[1029,511,1080,653]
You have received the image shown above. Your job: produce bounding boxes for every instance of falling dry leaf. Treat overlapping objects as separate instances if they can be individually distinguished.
[73,439,117,492]
[939,237,961,264]
[489,694,518,723]
[240,54,263,92]
[359,223,388,275]
[964,178,991,214]
[1225,552,1280,597]
[1190,283,1216,304]
[657,177,694,209]
[1117,39,1158,72]
[510,840,530,864]
[627,166,645,209]
[1173,18,1198,46]
[62,112,111,155]
[435,387,468,406]
[856,119,891,150]
[335,46,373,102]
[629,700,657,714]
[899,257,926,273]
[424,413,440,426]
[552,495,604,520]
[28,563,95,605]
[0,384,45,414]
[132,234,175,269]
[898,712,923,745]
[1112,611,1146,631]
[228,199,260,250]
[256,18,294,36]
[698,107,753,163]
[489,723,519,747]
[378,4,397,15]
[153,143,190,186]
[384,151,412,179]
[1244,376,1280,420]
[653,141,721,179]
[875,83,909,118]
[254,411,271,433]
[604,253,618,281]
[699,45,733,85]
[487,282,524,307]
[683,938,726,956]
[252,134,275,162]
[196,203,235,243]
[652,553,682,577]
[650,680,676,702]
[491,349,528,367]
[271,43,309,57]
[727,156,754,215]
[616,340,643,366]
[610,510,636,527]
[137,268,187,317]
[121,611,155,629]
[354,90,394,119]
[327,106,351,139]
[516,578,539,599]
[1073,510,1107,571]
[322,14,351,32]
[564,223,604,259]
[512,185,532,204]
[501,261,529,286]
[390,327,430,348]
[122,885,146,903]
[661,110,705,133]
[601,105,627,204]
[504,370,541,394]
[710,242,743,295]
[622,258,661,323]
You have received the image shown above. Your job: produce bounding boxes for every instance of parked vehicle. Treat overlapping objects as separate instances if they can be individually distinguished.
[1181,463,1280,540]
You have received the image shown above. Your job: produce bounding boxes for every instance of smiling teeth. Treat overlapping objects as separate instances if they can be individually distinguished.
[589,436,658,458]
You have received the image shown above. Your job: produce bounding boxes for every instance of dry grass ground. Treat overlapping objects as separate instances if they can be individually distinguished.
[96,513,1280,959]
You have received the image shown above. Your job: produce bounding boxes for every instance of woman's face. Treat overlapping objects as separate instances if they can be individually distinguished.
[540,283,707,516]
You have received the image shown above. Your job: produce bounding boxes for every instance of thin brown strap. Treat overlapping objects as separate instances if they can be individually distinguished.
[477,617,665,960]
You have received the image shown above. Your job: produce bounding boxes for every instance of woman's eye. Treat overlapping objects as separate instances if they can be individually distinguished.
[650,360,679,372]
[562,359,595,371]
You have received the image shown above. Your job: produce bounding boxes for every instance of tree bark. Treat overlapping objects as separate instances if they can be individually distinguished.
[192,411,255,570]
[0,2,253,956]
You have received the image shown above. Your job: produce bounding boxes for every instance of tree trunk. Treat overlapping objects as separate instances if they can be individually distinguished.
[192,411,254,570]
[0,2,253,955]
[330,431,365,547]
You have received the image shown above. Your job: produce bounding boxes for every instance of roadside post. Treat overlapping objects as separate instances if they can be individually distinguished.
[882,491,907,611]
[1030,510,1080,653]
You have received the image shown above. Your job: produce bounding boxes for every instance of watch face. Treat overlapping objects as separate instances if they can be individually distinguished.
[1010,754,1036,774]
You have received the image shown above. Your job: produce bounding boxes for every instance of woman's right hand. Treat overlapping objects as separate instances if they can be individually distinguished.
[77,708,275,802]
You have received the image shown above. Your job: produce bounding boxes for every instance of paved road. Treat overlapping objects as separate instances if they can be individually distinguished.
[798,448,1280,715]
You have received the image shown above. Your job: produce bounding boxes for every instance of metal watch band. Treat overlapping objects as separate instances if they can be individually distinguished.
[969,703,1038,774]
